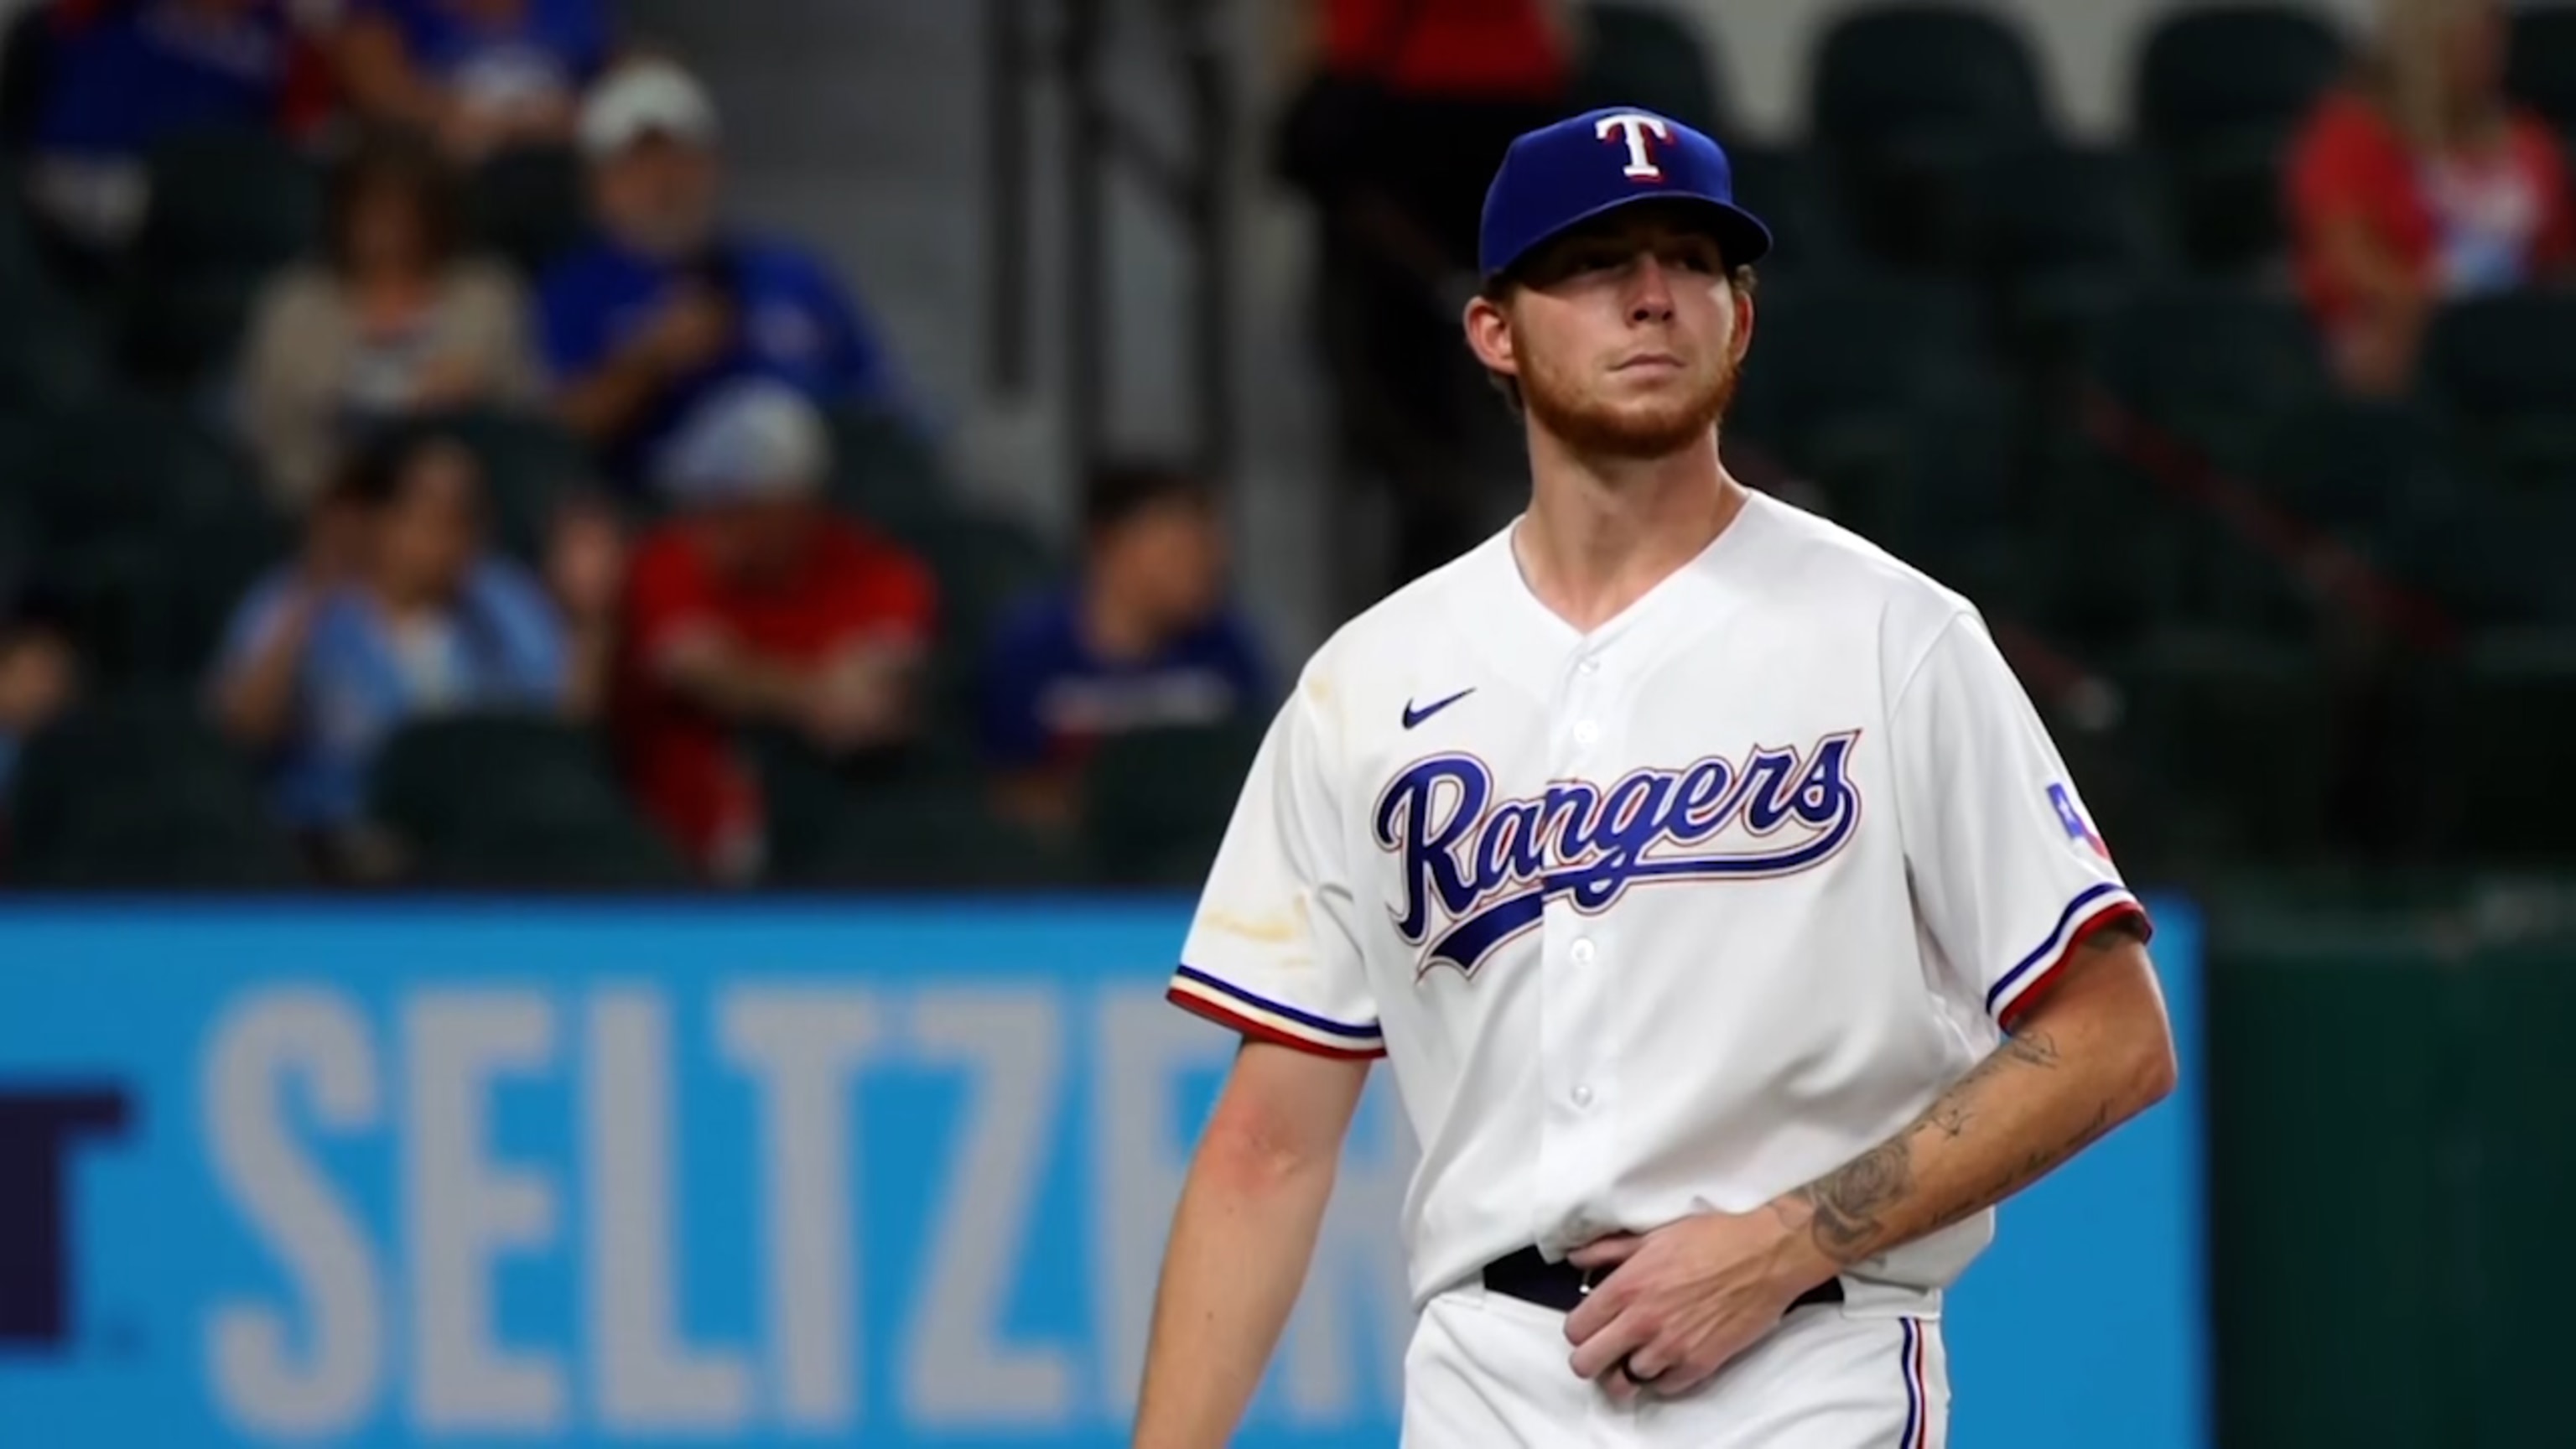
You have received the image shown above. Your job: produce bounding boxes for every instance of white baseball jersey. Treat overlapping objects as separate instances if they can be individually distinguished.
[1169,490,2149,1306]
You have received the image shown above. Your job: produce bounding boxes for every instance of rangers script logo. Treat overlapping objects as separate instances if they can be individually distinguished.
[1373,733,1863,976]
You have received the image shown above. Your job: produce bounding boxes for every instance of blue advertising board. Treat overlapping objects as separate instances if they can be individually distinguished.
[0,897,2205,1446]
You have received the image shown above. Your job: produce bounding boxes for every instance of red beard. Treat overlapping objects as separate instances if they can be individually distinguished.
[1519,345,1741,461]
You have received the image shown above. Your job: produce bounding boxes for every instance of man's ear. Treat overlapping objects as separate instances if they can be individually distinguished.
[1463,293,1519,380]
[1730,285,1756,367]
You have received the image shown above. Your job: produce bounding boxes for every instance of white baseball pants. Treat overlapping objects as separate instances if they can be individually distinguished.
[1400,1280,1949,1448]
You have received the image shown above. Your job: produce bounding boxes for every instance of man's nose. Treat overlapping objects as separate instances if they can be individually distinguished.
[1627,257,1676,323]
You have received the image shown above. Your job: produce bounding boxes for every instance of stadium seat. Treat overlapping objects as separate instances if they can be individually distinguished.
[370,714,689,886]
[2421,296,2576,563]
[1968,144,2161,280]
[2087,283,2327,470]
[2506,6,2576,132]
[136,127,320,271]
[0,281,107,414]
[2111,630,2336,858]
[1576,3,1731,137]
[2254,396,2454,544]
[468,143,589,277]
[1810,4,2050,269]
[1726,274,2008,571]
[5,692,304,886]
[2448,635,2576,860]
[2133,7,2345,276]
[824,402,956,546]
[2422,293,2576,422]
[1810,4,2049,152]
[0,189,107,412]
[1086,719,1265,886]
[2135,5,2345,150]
[6,396,286,681]
[748,729,1083,888]
[1722,143,1846,274]
[117,127,322,386]
[2159,130,2302,275]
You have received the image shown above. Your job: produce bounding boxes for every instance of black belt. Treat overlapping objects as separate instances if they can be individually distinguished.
[1481,1244,1846,1317]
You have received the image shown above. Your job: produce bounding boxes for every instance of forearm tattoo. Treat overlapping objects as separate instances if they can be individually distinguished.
[1788,922,2144,1266]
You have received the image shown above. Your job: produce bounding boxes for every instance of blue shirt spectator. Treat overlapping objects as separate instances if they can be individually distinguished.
[544,58,904,488]
[32,0,296,158]
[23,0,309,247]
[542,236,898,486]
[979,462,1269,832]
[981,594,1268,768]
[210,431,587,835]
[336,0,612,163]
[216,559,564,826]
[356,0,609,99]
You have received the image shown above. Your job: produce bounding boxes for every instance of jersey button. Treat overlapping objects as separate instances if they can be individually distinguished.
[1569,938,1596,965]
[1571,1084,1595,1109]
[1577,657,1601,676]
[1573,720,1601,746]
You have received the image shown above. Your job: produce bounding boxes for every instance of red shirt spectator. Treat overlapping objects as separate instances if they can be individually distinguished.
[2290,91,2575,328]
[1319,0,1568,101]
[2284,0,2576,393]
[612,381,935,876]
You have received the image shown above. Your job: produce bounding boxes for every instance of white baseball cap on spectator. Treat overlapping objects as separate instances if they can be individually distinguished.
[653,379,833,509]
[579,58,720,158]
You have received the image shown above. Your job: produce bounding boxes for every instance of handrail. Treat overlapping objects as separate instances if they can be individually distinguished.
[2076,383,2463,654]
[988,0,1235,486]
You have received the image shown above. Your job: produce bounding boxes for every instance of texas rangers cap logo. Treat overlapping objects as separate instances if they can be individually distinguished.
[1597,112,1670,182]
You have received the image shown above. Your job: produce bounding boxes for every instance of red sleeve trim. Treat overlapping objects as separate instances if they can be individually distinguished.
[1165,985,1388,1062]
[1994,901,2152,1031]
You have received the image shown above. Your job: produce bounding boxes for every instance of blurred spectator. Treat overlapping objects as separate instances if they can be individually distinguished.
[330,0,612,165]
[979,462,1267,834]
[209,428,619,870]
[541,57,905,491]
[2288,0,2576,396]
[1274,0,1571,607]
[14,0,328,253]
[0,596,81,802]
[240,131,542,508]
[612,380,935,880]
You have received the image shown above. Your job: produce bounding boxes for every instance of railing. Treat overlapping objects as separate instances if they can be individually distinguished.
[986,0,1238,485]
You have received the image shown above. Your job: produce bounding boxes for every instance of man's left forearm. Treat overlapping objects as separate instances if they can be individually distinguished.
[1769,923,2178,1273]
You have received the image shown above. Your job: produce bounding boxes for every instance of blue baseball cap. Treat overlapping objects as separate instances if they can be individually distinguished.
[1478,107,1772,283]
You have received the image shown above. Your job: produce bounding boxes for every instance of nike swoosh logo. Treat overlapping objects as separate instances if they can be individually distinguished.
[1402,688,1476,730]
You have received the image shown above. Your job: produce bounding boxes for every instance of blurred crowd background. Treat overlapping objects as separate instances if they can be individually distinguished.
[0,0,2569,1442]
[0,0,2566,899]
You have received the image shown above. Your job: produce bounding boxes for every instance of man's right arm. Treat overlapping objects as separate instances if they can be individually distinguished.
[553,286,734,444]
[1132,1039,1371,1449]
[652,626,813,723]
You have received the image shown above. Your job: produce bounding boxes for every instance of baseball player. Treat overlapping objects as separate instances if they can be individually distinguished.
[1132,107,2179,1447]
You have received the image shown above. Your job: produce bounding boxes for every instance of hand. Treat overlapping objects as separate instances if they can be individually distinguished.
[0,631,75,732]
[797,644,919,751]
[1561,1208,1834,1404]
[436,103,512,166]
[796,662,896,751]
[545,501,627,621]
[636,286,735,377]
[409,352,488,413]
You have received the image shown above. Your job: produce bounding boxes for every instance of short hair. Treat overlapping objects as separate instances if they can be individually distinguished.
[1474,262,1759,417]
[322,130,465,278]
[328,425,475,511]
[1083,461,1212,535]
